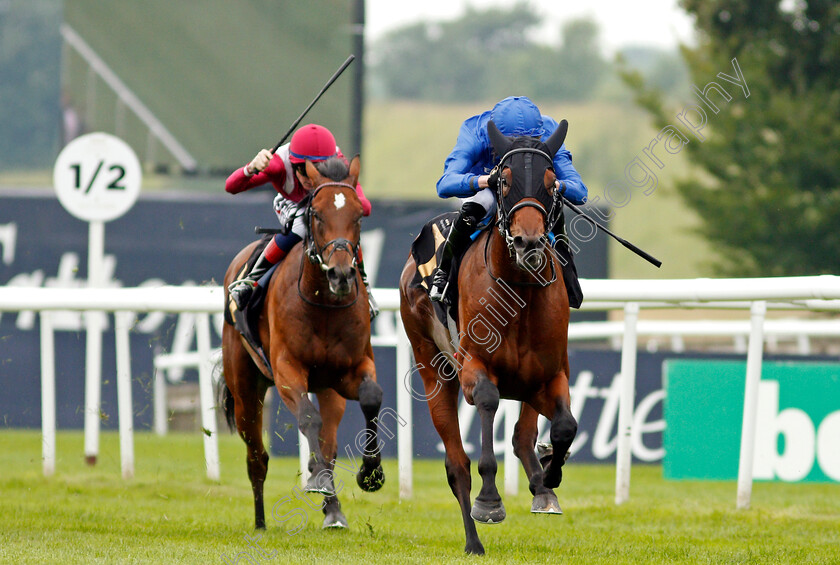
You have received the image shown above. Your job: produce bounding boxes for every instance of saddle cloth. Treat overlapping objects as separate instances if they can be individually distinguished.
[408,211,487,327]
[225,235,277,374]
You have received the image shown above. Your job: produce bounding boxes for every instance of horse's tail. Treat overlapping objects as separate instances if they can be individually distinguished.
[215,376,236,433]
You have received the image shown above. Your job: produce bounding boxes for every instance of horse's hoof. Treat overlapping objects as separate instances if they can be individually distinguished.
[464,539,486,555]
[322,511,348,529]
[531,492,563,515]
[305,485,335,495]
[305,473,335,496]
[356,464,385,492]
[470,498,506,524]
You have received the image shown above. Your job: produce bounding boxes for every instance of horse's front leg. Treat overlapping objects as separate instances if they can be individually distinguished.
[354,357,385,492]
[533,369,578,490]
[315,388,349,529]
[462,358,505,524]
[543,398,576,489]
[513,403,563,514]
[274,358,335,496]
[415,342,484,555]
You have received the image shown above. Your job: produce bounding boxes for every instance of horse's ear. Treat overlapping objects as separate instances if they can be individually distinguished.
[349,154,360,185]
[545,119,568,156]
[304,160,320,183]
[487,120,512,157]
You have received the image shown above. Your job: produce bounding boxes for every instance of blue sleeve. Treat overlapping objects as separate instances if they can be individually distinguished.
[553,146,588,205]
[436,119,485,199]
[541,115,588,205]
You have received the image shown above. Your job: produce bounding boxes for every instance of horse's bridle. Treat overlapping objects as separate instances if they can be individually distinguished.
[303,181,361,270]
[494,146,564,256]
[297,181,361,308]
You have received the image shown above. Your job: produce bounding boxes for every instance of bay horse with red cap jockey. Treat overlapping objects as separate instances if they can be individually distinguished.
[224,123,378,320]
[220,153,385,531]
[399,120,577,555]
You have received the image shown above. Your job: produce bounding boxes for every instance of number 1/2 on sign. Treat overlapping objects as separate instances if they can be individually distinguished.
[70,161,127,193]
[53,132,141,223]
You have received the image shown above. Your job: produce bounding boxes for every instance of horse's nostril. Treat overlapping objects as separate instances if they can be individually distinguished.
[327,264,355,291]
[513,235,541,252]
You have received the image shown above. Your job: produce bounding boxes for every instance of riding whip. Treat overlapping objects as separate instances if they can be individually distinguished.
[562,196,662,268]
[271,55,356,153]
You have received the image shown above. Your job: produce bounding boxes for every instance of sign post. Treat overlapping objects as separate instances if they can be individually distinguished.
[53,132,142,465]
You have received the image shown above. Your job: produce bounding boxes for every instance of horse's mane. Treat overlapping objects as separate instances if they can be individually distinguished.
[314,156,350,182]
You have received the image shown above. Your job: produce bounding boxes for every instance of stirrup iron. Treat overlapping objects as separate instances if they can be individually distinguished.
[429,269,449,303]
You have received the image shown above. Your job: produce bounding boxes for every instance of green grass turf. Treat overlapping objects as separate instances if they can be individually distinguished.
[1,430,838,563]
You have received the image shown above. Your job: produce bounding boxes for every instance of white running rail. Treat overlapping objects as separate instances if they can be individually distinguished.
[3,276,840,509]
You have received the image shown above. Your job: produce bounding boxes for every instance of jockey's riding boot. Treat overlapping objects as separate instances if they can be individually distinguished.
[429,203,484,302]
[551,217,583,309]
[358,259,380,321]
[228,248,275,311]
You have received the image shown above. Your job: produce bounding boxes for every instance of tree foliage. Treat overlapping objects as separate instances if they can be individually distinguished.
[369,2,608,103]
[622,0,840,276]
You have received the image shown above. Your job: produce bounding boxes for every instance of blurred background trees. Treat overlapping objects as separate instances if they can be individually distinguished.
[622,0,840,276]
[367,1,686,104]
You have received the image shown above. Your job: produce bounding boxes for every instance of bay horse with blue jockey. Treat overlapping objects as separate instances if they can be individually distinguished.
[399,118,578,555]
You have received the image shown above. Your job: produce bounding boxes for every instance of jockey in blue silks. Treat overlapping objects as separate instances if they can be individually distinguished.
[429,96,588,308]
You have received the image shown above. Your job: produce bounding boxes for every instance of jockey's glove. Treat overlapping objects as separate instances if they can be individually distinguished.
[554,180,568,203]
[487,166,501,192]
[246,148,272,175]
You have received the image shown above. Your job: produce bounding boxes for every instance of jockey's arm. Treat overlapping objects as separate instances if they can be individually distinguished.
[552,147,588,205]
[354,183,372,216]
[436,119,488,198]
[225,151,283,194]
[225,165,265,194]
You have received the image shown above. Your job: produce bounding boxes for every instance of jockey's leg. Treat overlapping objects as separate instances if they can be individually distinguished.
[429,196,490,303]
[356,247,379,320]
[550,212,583,309]
[228,231,301,310]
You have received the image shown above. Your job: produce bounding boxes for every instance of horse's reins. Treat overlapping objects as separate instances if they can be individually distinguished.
[297,181,361,309]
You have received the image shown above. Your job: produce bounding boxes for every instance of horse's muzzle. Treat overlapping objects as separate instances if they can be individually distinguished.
[512,234,545,271]
[326,264,357,297]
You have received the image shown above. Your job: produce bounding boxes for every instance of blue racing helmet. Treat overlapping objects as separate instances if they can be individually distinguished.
[489,96,544,137]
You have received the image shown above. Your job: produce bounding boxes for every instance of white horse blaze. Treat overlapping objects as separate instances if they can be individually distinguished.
[334,193,346,210]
